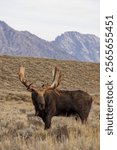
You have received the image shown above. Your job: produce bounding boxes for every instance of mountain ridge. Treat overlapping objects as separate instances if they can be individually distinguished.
[0,20,100,62]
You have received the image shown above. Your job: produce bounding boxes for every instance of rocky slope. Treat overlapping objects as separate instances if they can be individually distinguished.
[0,20,100,62]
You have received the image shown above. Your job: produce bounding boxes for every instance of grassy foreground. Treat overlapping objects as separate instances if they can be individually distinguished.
[0,56,100,150]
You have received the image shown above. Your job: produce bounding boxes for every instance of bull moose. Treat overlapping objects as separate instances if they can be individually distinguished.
[19,66,93,129]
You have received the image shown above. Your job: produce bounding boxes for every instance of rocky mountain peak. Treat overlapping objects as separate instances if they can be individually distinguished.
[0,21,100,62]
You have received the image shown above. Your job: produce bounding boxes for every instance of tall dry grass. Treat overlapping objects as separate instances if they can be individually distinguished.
[0,118,99,150]
[0,94,99,150]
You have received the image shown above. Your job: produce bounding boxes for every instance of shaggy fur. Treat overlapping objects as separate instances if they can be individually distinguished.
[31,89,93,129]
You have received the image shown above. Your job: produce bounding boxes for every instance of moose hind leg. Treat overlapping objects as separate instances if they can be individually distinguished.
[78,113,87,124]
[44,116,52,130]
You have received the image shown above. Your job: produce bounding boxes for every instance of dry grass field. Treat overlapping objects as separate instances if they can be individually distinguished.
[0,56,100,150]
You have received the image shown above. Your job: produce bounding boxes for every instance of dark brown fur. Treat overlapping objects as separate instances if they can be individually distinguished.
[19,66,93,130]
[31,89,93,129]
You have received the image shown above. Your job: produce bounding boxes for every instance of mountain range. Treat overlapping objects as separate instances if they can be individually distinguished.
[0,20,100,62]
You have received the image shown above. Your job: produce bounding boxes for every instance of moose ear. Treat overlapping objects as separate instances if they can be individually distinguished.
[41,83,49,89]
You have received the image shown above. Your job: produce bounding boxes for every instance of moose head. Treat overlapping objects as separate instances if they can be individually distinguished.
[19,65,61,111]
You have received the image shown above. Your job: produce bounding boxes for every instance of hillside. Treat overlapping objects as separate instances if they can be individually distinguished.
[0,20,100,62]
[0,56,100,150]
[0,55,99,94]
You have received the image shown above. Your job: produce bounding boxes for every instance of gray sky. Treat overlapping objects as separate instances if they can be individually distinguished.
[0,0,99,41]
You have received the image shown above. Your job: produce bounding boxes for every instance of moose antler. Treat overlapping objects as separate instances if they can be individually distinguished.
[19,65,61,93]
[45,67,61,91]
[19,65,37,92]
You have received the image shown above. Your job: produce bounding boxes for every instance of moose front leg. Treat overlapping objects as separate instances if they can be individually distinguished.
[44,115,52,130]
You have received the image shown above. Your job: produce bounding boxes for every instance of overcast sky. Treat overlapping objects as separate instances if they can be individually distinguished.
[0,0,99,41]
